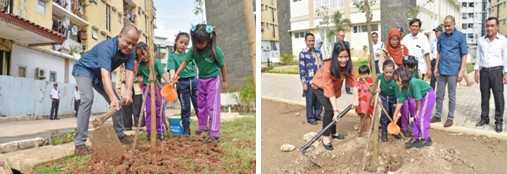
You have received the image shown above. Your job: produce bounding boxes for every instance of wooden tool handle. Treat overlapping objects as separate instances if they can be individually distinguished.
[92,109,117,128]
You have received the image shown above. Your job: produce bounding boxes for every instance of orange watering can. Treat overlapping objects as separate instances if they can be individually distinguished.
[161,84,177,102]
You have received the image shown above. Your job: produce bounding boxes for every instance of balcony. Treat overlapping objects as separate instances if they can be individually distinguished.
[52,1,88,27]
[0,0,13,14]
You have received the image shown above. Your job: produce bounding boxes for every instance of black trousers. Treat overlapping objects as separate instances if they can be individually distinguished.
[50,99,59,120]
[479,66,505,125]
[430,59,437,89]
[132,94,143,127]
[375,60,380,74]
[312,88,336,136]
[74,100,80,117]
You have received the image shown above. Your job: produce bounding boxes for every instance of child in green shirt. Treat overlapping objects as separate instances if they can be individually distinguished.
[170,24,227,142]
[167,32,198,136]
[392,67,436,149]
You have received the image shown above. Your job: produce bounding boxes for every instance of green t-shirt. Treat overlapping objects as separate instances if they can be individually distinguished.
[411,72,419,79]
[377,74,401,97]
[167,51,196,79]
[397,78,431,103]
[137,58,164,85]
[186,47,225,78]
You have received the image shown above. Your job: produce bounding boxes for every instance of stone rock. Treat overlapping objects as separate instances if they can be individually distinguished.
[0,143,18,153]
[280,144,296,152]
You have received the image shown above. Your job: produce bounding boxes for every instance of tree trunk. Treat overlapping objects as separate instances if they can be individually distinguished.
[364,0,376,80]
[363,82,381,172]
[363,1,380,171]
[243,0,256,84]
[145,0,157,147]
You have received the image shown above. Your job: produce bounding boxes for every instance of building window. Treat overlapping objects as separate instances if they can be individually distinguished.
[294,31,307,38]
[49,71,56,82]
[0,51,11,76]
[468,13,474,18]
[469,2,474,7]
[36,0,46,14]
[106,4,112,32]
[462,24,467,29]
[293,0,302,2]
[352,24,378,33]
[462,2,467,7]
[468,23,474,28]
[18,66,26,77]
[468,33,474,39]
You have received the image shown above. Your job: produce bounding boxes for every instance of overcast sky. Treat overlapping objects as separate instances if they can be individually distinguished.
[154,0,204,42]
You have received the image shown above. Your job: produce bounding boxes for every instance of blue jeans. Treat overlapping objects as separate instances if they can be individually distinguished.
[380,95,396,130]
[176,77,198,135]
[305,84,322,122]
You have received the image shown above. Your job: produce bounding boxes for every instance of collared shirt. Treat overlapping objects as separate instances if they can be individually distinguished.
[72,37,136,87]
[51,88,59,99]
[299,47,322,85]
[397,78,432,103]
[311,61,356,98]
[74,90,80,100]
[402,32,431,72]
[372,41,384,61]
[186,47,225,78]
[437,29,468,76]
[168,51,197,79]
[475,33,507,73]
[137,58,164,85]
[430,36,438,60]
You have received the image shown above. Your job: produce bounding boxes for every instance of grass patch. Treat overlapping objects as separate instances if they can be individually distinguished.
[33,155,90,174]
[265,65,299,74]
[50,131,75,145]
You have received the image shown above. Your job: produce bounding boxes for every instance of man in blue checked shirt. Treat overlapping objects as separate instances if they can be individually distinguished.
[432,16,468,128]
[72,24,139,155]
[299,32,323,125]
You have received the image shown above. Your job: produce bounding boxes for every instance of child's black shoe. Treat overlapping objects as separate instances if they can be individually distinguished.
[405,138,420,149]
[417,137,432,148]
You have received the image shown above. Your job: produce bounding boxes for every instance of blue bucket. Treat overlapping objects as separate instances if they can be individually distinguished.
[168,116,184,136]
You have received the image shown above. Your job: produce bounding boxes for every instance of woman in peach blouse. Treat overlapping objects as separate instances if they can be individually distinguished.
[311,47,357,151]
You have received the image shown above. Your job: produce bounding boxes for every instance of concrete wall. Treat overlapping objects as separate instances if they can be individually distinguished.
[205,0,254,90]
[0,76,108,118]
[12,0,53,29]
[10,44,76,84]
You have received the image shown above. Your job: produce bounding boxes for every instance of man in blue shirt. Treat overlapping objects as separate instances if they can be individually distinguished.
[299,33,322,125]
[432,16,468,128]
[72,24,139,155]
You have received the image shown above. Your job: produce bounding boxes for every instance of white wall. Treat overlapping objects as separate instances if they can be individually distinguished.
[0,75,108,118]
[11,44,66,83]
[290,0,309,18]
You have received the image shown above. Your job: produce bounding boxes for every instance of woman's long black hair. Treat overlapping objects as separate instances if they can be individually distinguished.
[330,46,352,79]
[190,24,217,62]
[173,32,190,52]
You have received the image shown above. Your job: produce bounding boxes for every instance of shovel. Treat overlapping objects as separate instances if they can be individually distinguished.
[379,103,405,139]
[90,108,126,163]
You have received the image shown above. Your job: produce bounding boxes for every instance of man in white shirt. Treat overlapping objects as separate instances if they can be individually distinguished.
[430,25,443,88]
[50,83,60,120]
[371,32,384,74]
[73,86,80,117]
[474,17,507,133]
[401,18,432,80]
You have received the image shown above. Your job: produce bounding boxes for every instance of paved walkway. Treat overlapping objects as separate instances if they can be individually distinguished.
[262,73,507,137]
